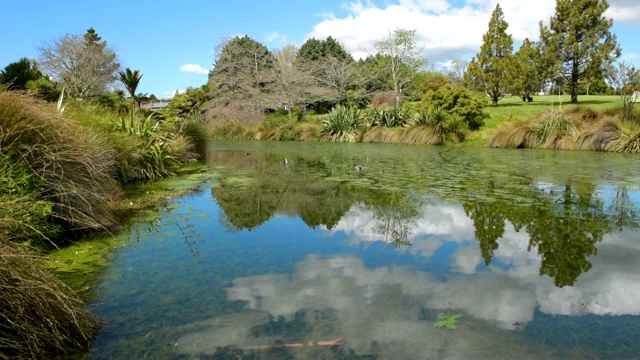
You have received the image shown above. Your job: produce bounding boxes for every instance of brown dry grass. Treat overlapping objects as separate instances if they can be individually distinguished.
[0,238,99,358]
[0,92,120,240]
[488,106,640,152]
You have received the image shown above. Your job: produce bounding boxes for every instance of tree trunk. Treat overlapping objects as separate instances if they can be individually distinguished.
[571,56,579,103]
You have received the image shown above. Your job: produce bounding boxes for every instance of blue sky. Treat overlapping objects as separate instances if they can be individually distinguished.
[2,0,638,99]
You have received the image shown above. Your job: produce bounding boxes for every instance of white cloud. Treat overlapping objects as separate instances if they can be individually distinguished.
[265,31,287,43]
[163,89,185,99]
[179,63,209,75]
[307,0,556,64]
[173,199,640,358]
[306,0,638,65]
[607,0,640,25]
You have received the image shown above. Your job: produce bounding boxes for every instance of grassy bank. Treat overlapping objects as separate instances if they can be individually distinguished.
[0,91,207,358]
[210,95,638,152]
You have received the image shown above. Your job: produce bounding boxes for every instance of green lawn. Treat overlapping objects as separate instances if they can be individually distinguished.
[484,94,622,125]
[467,95,623,144]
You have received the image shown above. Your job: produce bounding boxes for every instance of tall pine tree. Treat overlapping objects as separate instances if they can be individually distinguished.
[465,4,514,106]
[512,39,544,101]
[539,0,620,103]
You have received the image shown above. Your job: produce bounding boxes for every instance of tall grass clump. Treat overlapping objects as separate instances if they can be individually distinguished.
[0,238,99,359]
[529,109,576,149]
[322,105,363,142]
[0,92,119,242]
[606,120,640,153]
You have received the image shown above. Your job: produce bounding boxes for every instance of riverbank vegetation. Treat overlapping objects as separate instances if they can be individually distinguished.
[205,1,639,152]
[0,27,208,357]
[1,0,639,357]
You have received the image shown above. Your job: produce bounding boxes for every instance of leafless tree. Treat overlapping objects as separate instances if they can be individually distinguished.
[39,31,120,99]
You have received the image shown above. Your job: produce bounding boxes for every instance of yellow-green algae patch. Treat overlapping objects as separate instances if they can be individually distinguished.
[44,164,220,298]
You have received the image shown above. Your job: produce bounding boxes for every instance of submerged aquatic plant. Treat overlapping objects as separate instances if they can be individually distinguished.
[434,313,463,329]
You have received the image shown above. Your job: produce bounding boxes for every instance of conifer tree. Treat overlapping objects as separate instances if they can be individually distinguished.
[539,0,620,103]
[465,4,514,106]
[512,39,544,101]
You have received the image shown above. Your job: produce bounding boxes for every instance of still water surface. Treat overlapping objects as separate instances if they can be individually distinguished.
[82,140,640,359]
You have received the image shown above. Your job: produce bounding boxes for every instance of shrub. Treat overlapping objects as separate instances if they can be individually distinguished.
[367,106,411,128]
[420,85,488,130]
[322,105,363,142]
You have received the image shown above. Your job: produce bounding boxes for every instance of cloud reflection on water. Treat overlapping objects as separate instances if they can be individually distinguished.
[176,200,640,358]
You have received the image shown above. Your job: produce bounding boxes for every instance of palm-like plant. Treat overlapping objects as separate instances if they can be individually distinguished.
[322,105,363,142]
[118,68,143,116]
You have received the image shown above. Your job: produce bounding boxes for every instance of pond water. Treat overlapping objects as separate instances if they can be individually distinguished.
[79,140,640,359]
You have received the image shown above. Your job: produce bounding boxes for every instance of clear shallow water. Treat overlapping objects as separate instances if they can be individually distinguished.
[81,141,640,359]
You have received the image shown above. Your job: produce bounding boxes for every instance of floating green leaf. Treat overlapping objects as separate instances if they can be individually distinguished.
[435,313,463,329]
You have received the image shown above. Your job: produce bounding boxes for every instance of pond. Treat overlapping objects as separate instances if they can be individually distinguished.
[74,140,640,359]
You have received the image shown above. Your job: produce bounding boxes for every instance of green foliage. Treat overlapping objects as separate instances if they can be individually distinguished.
[0,92,119,245]
[374,28,426,106]
[356,54,393,100]
[25,78,61,102]
[410,71,450,101]
[606,121,640,153]
[296,37,356,110]
[606,61,640,120]
[165,85,208,117]
[512,38,544,101]
[465,4,514,106]
[297,36,352,62]
[434,313,463,329]
[0,152,56,242]
[529,110,576,146]
[367,106,411,128]
[420,85,488,130]
[118,68,143,110]
[208,36,276,110]
[97,89,128,115]
[0,57,43,90]
[539,0,620,103]
[321,105,363,142]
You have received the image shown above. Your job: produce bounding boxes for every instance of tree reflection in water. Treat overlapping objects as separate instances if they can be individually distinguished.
[207,148,639,288]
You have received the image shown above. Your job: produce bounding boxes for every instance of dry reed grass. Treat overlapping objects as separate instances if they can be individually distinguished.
[0,92,119,239]
[0,238,99,358]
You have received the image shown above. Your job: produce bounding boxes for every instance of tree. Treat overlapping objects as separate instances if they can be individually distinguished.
[0,57,43,90]
[410,70,450,100]
[606,61,640,120]
[373,28,426,106]
[443,58,468,86]
[208,36,276,115]
[39,28,120,98]
[539,0,620,103]
[351,54,394,107]
[512,39,544,101]
[165,85,209,118]
[465,4,514,106]
[271,44,319,121]
[118,68,142,113]
[296,37,356,111]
